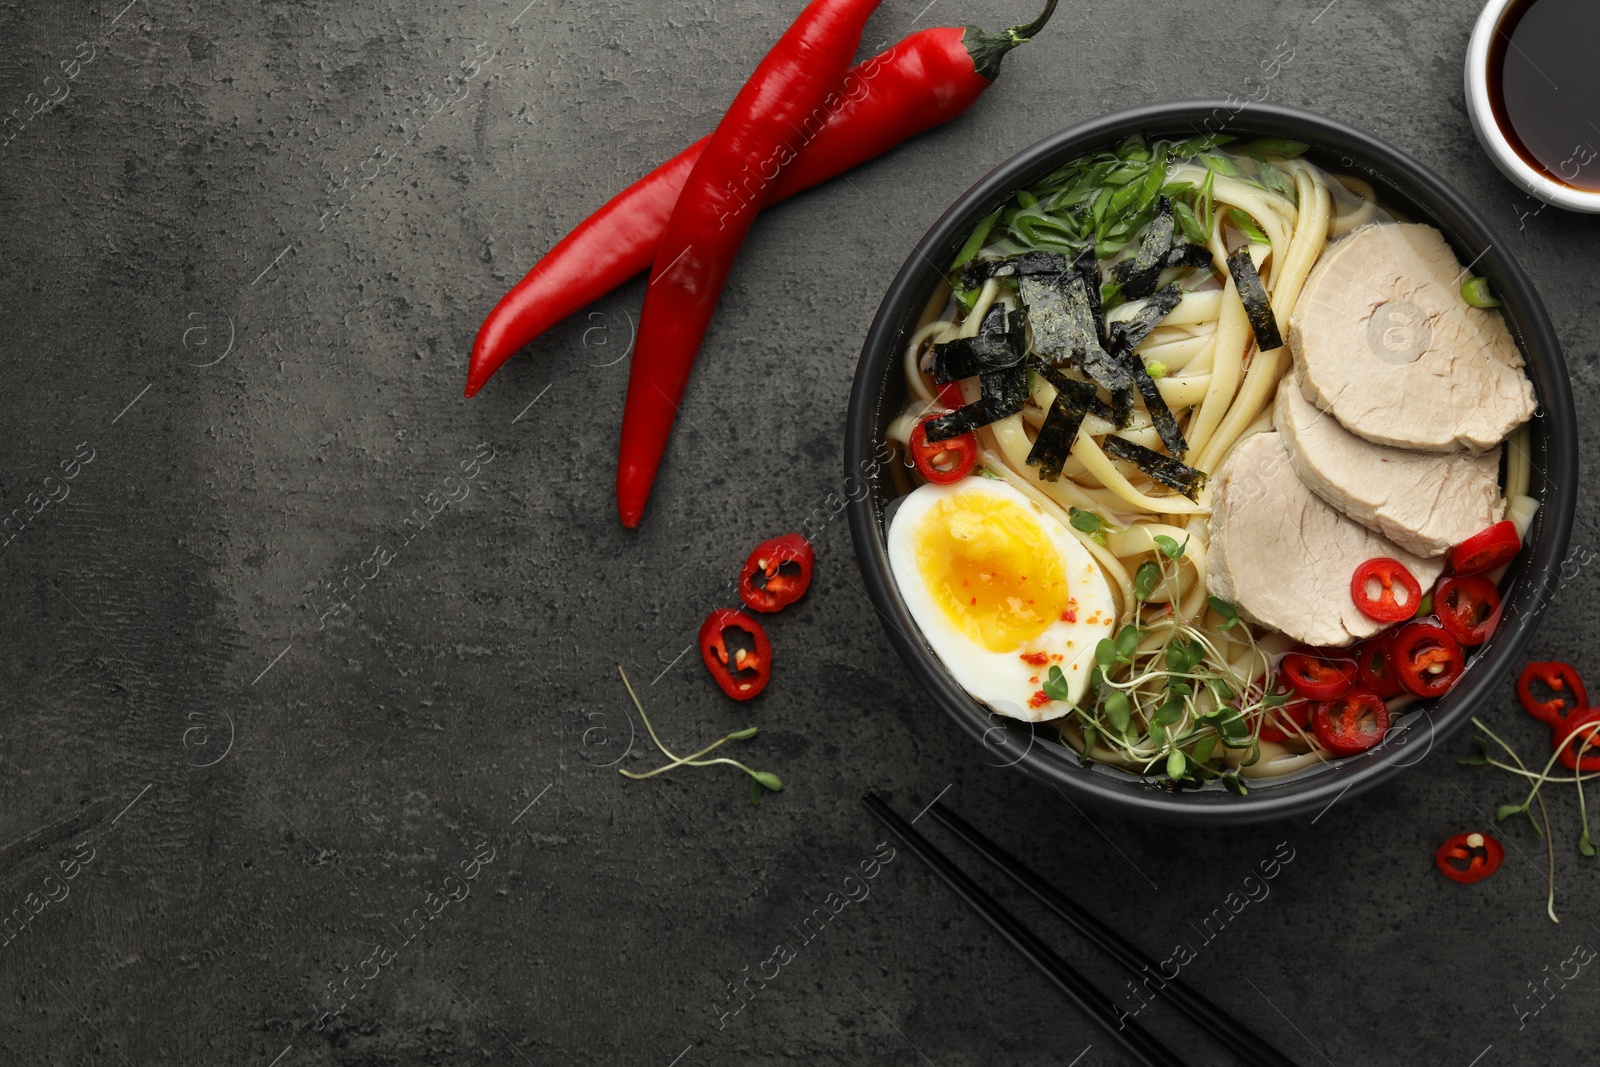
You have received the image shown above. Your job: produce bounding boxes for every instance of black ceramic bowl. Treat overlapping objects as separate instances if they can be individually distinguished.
[845,101,1578,825]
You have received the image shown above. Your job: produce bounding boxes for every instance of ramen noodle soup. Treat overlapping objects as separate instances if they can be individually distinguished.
[883,134,1538,789]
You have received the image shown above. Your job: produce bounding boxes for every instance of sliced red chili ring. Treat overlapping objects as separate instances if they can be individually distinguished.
[1434,831,1505,885]
[1280,648,1358,701]
[1554,708,1600,772]
[1312,686,1390,756]
[1448,520,1521,576]
[1390,622,1466,699]
[1434,575,1502,647]
[1517,661,1589,729]
[1350,557,1424,623]
[737,533,815,614]
[909,412,977,484]
[1258,699,1312,744]
[698,607,772,701]
[1355,632,1404,699]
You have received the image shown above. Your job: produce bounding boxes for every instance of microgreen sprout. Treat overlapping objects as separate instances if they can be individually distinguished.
[1462,714,1600,923]
[615,666,783,803]
[1068,507,1109,547]
[1063,538,1283,791]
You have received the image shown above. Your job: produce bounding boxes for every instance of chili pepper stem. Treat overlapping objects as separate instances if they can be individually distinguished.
[1008,0,1059,41]
[964,0,1058,80]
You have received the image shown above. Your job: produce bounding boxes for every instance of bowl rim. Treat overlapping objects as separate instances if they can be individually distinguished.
[1464,0,1600,213]
[844,100,1578,826]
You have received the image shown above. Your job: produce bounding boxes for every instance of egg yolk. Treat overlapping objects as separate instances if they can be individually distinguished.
[914,492,1069,651]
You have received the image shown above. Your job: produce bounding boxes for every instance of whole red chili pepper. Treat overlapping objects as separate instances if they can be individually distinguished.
[616,0,886,527]
[1434,831,1504,885]
[463,2,1060,399]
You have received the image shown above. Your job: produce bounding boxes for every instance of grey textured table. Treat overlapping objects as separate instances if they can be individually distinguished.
[2,1,1597,1064]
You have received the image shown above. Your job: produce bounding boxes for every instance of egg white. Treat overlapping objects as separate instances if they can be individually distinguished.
[886,476,1117,722]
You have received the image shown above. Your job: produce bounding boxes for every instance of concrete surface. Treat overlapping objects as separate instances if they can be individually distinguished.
[1,0,1598,1064]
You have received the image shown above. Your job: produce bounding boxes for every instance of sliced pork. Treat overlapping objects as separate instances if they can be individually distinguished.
[1207,432,1445,648]
[1274,378,1504,558]
[1290,223,1535,453]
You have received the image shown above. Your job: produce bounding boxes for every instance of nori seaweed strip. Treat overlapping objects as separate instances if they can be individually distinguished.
[923,364,1029,443]
[982,364,1030,417]
[1109,198,1176,301]
[1164,242,1214,272]
[1225,246,1285,351]
[1108,325,1188,456]
[1019,271,1130,420]
[1117,283,1184,351]
[1102,434,1208,501]
[1074,243,1134,426]
[1028,356,1115,424]
[959,251,1069,289]
[929,306,1027,383]
[1073,246,1106,344]
[1107,379,1133,429]
[1026,384,1094,481]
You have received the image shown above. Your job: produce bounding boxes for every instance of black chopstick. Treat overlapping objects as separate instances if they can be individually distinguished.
[861,793,1189,1067]
[928,801,1299,1067]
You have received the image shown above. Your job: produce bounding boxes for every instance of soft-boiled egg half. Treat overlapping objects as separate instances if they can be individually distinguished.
[887,476,1117,722]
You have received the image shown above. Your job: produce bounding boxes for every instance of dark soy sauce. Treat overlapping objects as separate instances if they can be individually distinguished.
[1486,0,1600,192]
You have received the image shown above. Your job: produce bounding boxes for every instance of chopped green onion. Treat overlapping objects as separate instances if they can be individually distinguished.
[1228,208,1270,245]
[951,209,1000,275]
[1169,132,1234,158]
[1198,168,1216,237]
[1462,276,1502,308]
[1171,200,1206,245]
[1245,137,1309,159]
[1145,361,1168,380]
